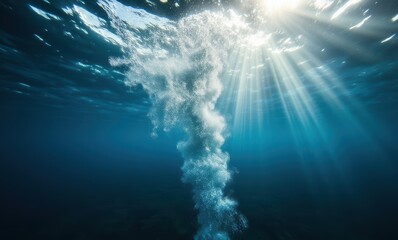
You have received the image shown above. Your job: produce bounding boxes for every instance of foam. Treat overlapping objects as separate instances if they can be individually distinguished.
[98,1,248,238]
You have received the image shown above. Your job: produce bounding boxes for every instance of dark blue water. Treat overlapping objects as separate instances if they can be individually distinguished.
[1,0,398,239]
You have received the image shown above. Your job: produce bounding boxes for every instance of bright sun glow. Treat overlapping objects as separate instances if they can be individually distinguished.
[262,0,302,13]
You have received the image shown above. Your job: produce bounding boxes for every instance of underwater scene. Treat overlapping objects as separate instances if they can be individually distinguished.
[1,0,398,239]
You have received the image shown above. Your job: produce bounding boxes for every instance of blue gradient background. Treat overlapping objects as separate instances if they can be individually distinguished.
[1,0,398,239]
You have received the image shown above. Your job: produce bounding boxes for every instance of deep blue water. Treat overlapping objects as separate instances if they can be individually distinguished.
[1,0,398,239]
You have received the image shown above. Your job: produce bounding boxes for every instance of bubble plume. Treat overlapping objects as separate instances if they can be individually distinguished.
[98,1,248,238]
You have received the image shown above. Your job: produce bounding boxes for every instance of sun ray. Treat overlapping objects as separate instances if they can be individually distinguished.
[222,0,389,158]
